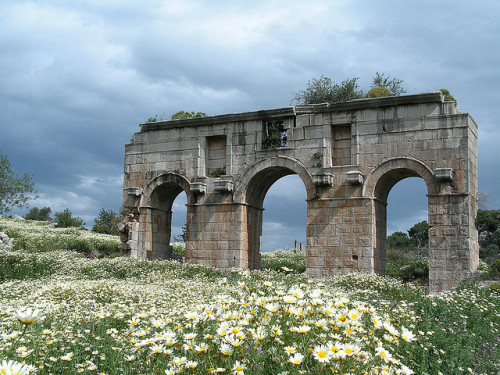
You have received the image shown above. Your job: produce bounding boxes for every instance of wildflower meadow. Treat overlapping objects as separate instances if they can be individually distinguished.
[0,218,498,374]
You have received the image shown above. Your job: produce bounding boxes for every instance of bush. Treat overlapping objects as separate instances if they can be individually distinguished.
[486,259,500,279]
[260,248,306,273]
[386,248,429,281]
[490,282,500,294]
[170,242,185,257]
[366,86,392,98]
[439,88,457,105]
[54,208,85,228]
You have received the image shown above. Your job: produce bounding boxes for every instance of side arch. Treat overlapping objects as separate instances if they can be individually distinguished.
[362,157,438,275]
[142,173,191,260]
[363,157,439,200]
[144,173,192,207]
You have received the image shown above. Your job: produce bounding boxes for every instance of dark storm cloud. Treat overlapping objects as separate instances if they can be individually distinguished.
[1,0,498,240]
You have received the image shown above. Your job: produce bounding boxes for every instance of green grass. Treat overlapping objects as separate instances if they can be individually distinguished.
[261,248,306,273]
[0,217,121,255]
[0,219,498,374]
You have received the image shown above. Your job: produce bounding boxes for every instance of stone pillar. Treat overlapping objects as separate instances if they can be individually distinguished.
[306,197,372,278]
[372,198,387,275]
[428,193,478,293]
[245,204,263,269]
[150,208,173,260]
[187,201,247,269]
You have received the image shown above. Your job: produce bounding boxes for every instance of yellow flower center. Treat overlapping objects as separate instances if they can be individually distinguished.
[318,350,327,358]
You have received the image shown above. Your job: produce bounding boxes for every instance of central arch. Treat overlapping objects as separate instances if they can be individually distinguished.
[235,157,314,269]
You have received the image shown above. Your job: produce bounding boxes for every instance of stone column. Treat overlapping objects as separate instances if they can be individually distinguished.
[306,197,372,278]
[187,201,247,269]
[428,193,478,293]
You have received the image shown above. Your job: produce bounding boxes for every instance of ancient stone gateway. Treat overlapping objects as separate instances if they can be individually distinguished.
[121,92,479,293]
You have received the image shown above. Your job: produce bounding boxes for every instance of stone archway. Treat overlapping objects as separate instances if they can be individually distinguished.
[121,92,478,292]
[235,157,314,269]
[143,173,191,260]
[363,157,478,291]
[363,158,438,275]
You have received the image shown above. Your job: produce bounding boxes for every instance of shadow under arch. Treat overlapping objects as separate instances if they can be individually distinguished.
[363,157,439,275]
[234,157,313,269]
[144,173,191,260]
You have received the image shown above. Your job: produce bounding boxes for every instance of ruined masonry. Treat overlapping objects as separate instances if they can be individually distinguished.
[121,92,479,293]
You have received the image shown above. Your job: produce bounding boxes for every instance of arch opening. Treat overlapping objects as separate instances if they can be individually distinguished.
[245,167,307,268]
[149,179,189,260]
[261,175,307,253]
[373,169,430,275]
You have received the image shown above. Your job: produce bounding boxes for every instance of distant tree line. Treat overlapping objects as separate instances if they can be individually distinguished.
[387,209,500,264]
[24,206,120,235]
[476,209,500,263]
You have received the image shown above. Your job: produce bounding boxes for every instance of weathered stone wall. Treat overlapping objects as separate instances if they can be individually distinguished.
[121,92,478,293]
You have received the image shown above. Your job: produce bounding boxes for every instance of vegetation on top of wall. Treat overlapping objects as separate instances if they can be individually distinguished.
[440,88,458,105]
[366,86,392,98]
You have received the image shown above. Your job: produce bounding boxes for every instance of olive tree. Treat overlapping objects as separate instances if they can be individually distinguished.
[0,152,36,215]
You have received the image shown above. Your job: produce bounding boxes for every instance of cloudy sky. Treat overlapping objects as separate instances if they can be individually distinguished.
[1,0,499,251]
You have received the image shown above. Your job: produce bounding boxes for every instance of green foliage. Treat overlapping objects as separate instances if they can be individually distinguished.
[261,121,288,149]
[476,209,500,233]
[484,259,500,280]
[0,152,37,214]
[293,73,406,105]
[366,86,392,98]
[0,217,120,255]
[476,209,500,264]
[490,282,500,294]
[260,248,306,273]
[387,221,429,250]
[92,208,120,235]
[408,220,429,248]
[480,243,500,264]
[0,251,498,374]
[173,225,187,243]
[170,241,185,257]
[171,111,207,120]
[54,208,85,229]
[371,72,406,96]
[386,248,429,281]
[292,75,363,104]
[439,88,458,105]
[387,231,413,249]
[0,250,62,281]
[24,206,52,221]
[0,218,499,374]
[145,111,207,123]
